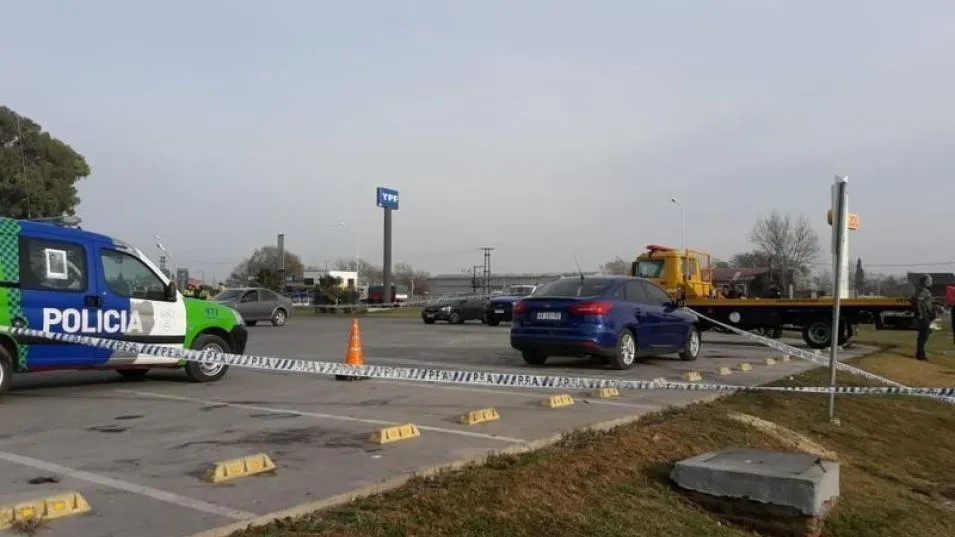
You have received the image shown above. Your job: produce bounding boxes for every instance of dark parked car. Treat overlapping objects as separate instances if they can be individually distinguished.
[509,276,701,369]
[212,287,294,327]
[484,285,538,326]
[422,294,489,324]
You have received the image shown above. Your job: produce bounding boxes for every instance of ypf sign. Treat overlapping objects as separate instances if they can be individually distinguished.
[376,187,399,210]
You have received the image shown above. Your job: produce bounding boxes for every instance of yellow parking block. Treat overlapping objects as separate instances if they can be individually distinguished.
[682,371,703,382]
[369,423,421,444]
[0,491,91,530]
[543,394,575,408]
[460,408,500,425]
[591,387,620,398]
[717,367,733,376]
[781,354,791,362]
[738,362,753,371]
[765,358,778,366]
[203,453,277,483]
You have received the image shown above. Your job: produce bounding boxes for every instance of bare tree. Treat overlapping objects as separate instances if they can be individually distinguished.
[600,257,630,275]
[748,211,820,290]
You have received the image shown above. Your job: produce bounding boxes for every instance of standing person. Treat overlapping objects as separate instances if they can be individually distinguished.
[910,274,936,360]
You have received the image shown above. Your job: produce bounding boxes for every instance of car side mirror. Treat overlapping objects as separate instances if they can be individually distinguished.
[165,280,178,301]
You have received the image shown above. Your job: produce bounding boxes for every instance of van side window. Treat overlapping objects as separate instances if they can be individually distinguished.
[19,237,88,292]
[101,249,169,301]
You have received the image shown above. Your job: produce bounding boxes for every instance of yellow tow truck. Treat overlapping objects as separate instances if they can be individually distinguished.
[631,244,913,349]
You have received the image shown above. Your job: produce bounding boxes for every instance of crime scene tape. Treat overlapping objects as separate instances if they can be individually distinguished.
[691,311,955,404]
[690,312,905,387]
[2,325,954,402]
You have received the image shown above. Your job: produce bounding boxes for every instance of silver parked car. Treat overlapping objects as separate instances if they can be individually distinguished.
[212,287,293,327]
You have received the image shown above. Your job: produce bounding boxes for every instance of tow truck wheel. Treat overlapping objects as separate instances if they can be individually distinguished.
[802,318,850,349]
[185,334,230,382]
[0,346,12,395]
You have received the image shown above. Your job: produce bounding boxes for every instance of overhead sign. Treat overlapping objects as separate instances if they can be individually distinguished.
[827,209,860,230]
[376,187,399,210]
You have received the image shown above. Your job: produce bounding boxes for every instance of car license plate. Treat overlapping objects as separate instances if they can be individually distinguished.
[425,313,435,318]
[494,309,505,314]
[536,311,562,321]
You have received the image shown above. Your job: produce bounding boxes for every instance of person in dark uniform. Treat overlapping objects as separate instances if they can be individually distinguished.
[910,274,936,360]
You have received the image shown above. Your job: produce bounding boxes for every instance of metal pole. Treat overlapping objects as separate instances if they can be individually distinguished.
[828,176,849,423]
[383,208,392,305]
[670,197,686,285]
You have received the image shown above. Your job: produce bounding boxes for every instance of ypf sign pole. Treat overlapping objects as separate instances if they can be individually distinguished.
[377,187,399,305]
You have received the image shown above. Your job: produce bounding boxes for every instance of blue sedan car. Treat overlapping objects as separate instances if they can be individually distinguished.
[509,276,701,369]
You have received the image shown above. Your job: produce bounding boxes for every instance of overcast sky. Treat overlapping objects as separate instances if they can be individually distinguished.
[4,1,954,282]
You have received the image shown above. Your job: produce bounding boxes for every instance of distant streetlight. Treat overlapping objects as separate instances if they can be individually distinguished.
[670,198,687,280]
[338,222,360,287]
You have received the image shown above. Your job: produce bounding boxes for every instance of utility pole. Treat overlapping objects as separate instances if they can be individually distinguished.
[480,247,494,294]
[277,233,286,292]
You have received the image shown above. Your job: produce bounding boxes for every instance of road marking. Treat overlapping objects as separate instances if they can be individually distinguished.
[119,390,526,444]
[0,451,255,520]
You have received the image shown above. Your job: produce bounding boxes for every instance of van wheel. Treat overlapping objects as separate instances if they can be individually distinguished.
[117,369,150,381]
[679,327,701,361]
[609,330,638,370]
[486,316,500,327]
[0,346,12,395]
[449,312,463,325]
[185,334,230,382]
[271,309,288,327]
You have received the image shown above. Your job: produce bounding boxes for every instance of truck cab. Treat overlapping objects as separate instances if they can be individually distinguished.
[631,244,716,299]
[0,217,247,395]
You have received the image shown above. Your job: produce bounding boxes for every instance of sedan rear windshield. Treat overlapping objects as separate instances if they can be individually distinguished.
[533,278,614,297]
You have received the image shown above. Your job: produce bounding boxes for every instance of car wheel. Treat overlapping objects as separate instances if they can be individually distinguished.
[271,308,288,327]
[521,351,548,365]
[117,369,150,381]
[679,327,701,361]
[184,334,230,382]
[486,316,500,327]
[245,320,257,327]
[0,346,12,395]
[422,317,436,324]
[449,312,463,325]
[609,330,638,370]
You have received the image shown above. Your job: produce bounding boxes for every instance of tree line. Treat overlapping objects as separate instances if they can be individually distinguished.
[227,246,432,296]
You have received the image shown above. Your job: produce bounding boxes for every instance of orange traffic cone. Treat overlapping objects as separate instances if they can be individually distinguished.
[336,318,368,381]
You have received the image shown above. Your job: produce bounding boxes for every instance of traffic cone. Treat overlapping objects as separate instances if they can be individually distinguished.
[336,318,368,381]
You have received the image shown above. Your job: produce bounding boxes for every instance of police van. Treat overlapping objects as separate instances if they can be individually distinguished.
[0,217,248,394]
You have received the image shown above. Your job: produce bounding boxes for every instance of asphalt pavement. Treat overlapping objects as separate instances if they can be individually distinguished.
[1,315,872,537]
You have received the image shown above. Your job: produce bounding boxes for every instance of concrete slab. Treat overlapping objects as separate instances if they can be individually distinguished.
[670,448,840,516]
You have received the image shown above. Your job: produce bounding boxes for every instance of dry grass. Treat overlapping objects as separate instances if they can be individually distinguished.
[228,319,955,537]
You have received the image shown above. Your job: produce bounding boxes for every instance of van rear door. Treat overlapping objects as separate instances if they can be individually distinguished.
[17,230,102,369]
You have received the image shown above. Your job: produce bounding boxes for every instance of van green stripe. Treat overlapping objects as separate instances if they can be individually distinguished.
[0,218,29,370]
